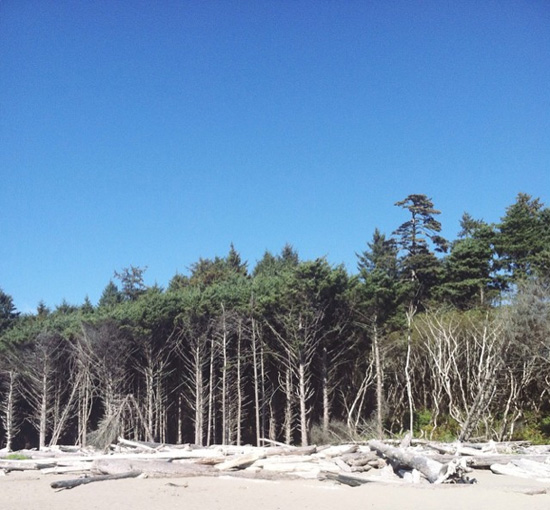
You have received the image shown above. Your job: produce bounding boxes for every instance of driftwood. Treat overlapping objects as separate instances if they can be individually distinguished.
[468,454,550,469]
[368,440,472,484]
[321,471,371,487]
[50,471,141,490]
[94,459,215,477]
[215,452,266,471]
[4,438,550,490]
[491,458,550,481]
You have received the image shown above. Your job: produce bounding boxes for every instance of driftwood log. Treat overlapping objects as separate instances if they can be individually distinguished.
[50,471,141,490]
[368,440,472,484]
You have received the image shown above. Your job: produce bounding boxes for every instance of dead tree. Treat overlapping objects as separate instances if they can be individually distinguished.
[0,369,19,451]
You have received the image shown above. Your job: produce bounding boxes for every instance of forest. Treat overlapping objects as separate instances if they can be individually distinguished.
[1,192,549,451]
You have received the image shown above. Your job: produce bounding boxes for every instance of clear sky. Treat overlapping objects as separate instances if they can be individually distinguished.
[1,1,549,313]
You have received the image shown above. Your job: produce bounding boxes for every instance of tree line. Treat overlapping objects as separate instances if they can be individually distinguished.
[1,192,549,450]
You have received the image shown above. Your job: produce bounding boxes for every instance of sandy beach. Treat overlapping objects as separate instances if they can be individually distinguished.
[2,469,549,510]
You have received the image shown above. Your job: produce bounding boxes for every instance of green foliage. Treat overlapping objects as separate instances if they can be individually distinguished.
[495,193,550,282]
[3,194,550,448]
[511,412,550,444]
[2,453,30,460]
[393,194,447,306]
[98,281,123,309]
[414,409,460,441]
[114,265,148,301]
[0,288,19,333]
[438,215,498,309]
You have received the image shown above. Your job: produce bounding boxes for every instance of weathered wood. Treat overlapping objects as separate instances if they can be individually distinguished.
[491,458,550,481]
[116,437,161,451]
[333,458,352,472]
[51,471,141,490]
[93,459,215,477]
[468,454,550,469]
[265,445,318,457]
[0,460,56,471]
[321,471,371,487]
[343,452,379,466]
[367,440,471,484]
[215,452,266,471]
[41,463,95,475]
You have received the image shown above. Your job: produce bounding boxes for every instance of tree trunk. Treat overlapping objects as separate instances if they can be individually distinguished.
[298,357,308,446]
[1,371,16,451]
[322,346,329,434]
[221,305,228,445]
[284,364,293,445]
[236,320,243,446]
[195,343,204,445]
[373,321,384,439]
[251,317,261,446]
[39,369,48,450]
[405,306,416,437]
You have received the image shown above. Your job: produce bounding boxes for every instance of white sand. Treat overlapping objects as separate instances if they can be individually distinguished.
[2,469,549,510]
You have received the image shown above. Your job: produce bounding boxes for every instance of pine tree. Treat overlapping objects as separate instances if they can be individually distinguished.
[0,288,19,333]
[495,193,550,282]
[114,266,148,301]
[98,281,123,309]
[439,213,498,308]
[393,194,447,306]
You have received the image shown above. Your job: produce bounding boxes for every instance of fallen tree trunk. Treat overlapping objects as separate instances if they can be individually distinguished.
[468,455,550,469]
[367,440,471,484]
[93,459,215,477]
[51,471,141,490]
[215,453,266,471]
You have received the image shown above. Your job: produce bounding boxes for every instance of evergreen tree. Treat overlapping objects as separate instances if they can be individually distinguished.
[253,244,299,277]
[356,229,400,438]
[98,281,123,309]
[393,194,447,306]
[36,301,51,318]
[114,266,148,301]
[81,296,95,314]
[495,193,550,282]
[168,273,190,292]
[0,288,19,333]
[439,214,498,309]
[190,246,247,287]
[357,228,400,321]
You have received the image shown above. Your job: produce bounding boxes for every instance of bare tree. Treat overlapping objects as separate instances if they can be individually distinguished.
[0,368,19,451]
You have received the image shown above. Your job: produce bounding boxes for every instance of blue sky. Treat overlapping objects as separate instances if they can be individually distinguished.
[1,1,549,313]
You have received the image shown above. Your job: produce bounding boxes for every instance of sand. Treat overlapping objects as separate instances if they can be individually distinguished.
[1,469,549,510]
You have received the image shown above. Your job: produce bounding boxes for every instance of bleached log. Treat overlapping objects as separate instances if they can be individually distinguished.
[51,471,141,490]
[492,458,550,481]
[94,459,215,477]
[315,444,357,458]
[0,459,56,471]
[116,437,160,451]
[259,438,288,447]
[265,445,318,457]
[215,453,266,471]
[333,458,352,472]
[254,455,316,466]
[41,463,95,475]
[368,440,471,484]
[350,464,372,473]
[490,463,543,480]
[468,454,550,469]
[321,471,371,487]
[259,462,322,473]
[342,452,380,466]
[513,458,550,477]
